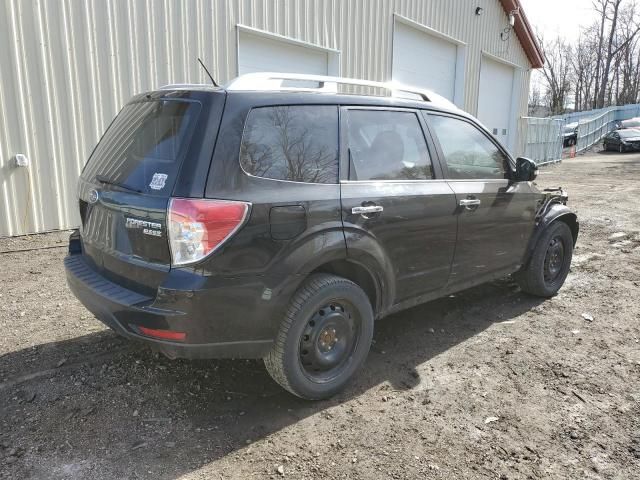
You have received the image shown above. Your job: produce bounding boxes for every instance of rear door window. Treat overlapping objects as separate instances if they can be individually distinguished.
[345,110,434,181]
[240,105,339,183]
[429,115,508,180]
[82,99,201,195]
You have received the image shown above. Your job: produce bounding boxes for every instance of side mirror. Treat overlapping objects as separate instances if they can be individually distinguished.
[514,157,538,182]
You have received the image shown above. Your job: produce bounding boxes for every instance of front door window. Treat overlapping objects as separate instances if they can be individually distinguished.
[429,115,508,180]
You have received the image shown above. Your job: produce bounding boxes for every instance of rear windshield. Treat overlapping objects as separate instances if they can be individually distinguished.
[82,99,201,195]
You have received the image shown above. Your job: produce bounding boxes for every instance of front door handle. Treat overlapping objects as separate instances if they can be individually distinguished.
[459,198,481,209]
[352,205,384,215]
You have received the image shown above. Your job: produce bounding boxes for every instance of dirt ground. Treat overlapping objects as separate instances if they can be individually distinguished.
[1,150,639,480]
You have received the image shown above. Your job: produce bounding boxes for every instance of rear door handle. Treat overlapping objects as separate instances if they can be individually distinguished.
[352,205,384,215]
[459,198,481,208]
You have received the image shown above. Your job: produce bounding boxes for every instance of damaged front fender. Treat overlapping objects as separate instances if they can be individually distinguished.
[520,187,579,268]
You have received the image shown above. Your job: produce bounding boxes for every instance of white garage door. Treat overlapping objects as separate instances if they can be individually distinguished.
[477,57,515,145]
[392,22,458,102]
[238,31,329,76]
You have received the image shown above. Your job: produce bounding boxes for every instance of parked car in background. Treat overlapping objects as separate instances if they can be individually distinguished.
[562,122,578,147]
[620,117,640,130]
[64,73,579,400]
[603,129,640,152]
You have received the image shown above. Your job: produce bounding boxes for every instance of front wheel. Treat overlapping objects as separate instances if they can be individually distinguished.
[264,274,374,400]
[516,222,574,297]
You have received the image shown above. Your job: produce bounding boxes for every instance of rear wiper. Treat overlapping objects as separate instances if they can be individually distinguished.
[95,175,142,194]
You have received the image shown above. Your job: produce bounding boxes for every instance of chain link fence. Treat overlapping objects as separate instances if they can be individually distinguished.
[518,117,565,166]
[519,103,640,166]
[575,109,618,153]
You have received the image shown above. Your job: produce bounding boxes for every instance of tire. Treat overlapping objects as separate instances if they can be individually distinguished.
[619,144,625,153]
[264,274,374,400]
[516,222,574,297]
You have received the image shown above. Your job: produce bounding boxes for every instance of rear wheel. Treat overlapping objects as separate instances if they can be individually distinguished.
[516,222,573,297]
[264,274,374,400]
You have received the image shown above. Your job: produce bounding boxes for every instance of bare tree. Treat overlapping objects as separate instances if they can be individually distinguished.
[528,84,543,115]
[593,0,640,108]
[592,0,611,108]
[538,35,573,115]
[572,30,599,111]
[533,0,640,115]
[612,2,640,104]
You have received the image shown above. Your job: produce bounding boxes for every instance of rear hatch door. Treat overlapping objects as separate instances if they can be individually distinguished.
[78,93,220,295]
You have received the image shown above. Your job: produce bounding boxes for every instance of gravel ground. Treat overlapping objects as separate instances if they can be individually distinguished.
[1,150,639,480]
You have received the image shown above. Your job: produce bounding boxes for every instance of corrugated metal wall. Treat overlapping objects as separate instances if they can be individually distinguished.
[0,0,532,236]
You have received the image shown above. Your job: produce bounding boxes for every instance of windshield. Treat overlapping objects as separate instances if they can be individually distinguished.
[622,119,640,128]
[82,99,201,196]
[618,129,640,139]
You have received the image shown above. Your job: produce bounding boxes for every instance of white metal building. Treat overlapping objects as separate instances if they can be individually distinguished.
[0,0,542,237]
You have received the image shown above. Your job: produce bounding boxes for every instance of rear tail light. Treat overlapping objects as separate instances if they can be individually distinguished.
[168,198,250,266]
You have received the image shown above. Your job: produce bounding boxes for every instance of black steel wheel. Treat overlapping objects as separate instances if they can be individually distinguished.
[516,221,574,297]
[298,301,360,383]
[543,235,565,284]
[264,274,374,400]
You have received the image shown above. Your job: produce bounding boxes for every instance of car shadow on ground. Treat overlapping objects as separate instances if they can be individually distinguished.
[596,148,640,156]
[0,278,544,479]
[596,149,621,155]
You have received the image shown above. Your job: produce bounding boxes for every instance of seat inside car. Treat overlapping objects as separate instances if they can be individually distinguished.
[365,130,405,179]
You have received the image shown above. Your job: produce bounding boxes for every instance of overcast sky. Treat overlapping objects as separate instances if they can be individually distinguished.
[520,0,598,42]
[520,0,600,95]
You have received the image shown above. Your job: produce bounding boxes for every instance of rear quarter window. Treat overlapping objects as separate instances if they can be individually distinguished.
[82,99,201,195]
[240,105,339,183]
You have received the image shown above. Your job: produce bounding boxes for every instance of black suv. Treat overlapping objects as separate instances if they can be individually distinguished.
[65,73,578,400]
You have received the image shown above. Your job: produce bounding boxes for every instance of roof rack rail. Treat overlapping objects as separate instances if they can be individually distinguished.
[224,72,458,110]
[159,83,219,90]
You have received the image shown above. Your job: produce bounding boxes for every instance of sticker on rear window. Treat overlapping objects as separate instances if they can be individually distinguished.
[149,173,168,190]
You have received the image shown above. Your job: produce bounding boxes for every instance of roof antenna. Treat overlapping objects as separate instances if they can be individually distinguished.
[197,57,219,87]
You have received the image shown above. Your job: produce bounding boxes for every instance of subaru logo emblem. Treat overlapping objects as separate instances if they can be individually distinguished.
[88,189,99,204]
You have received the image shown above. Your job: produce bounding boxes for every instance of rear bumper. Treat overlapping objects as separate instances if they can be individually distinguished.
[64,253,274,359]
